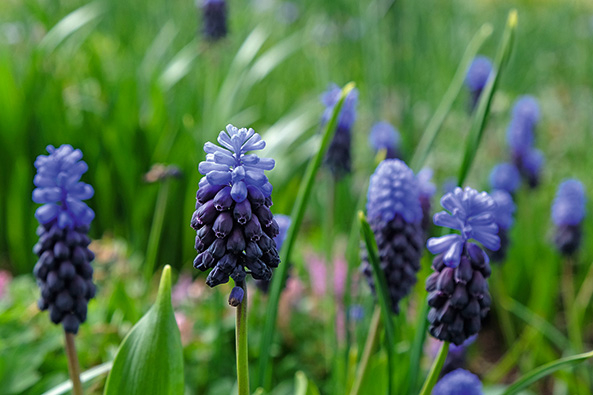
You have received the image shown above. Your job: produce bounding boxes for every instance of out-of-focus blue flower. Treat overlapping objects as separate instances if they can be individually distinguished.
[442,177,458,195]
[321,84,358,177]
[433,369,483,395]
[491,190,516,230]
[417,168,437,200]
[552,179,586,226]
[32,145,95,230]
[273,214,291,251]
[369,121,401,159]
[366,159,422,224]
[201,0,227,41]
[512,95,541,128]
[198,124,274,203]
[427,187,500,268]
[521,148,544,187]
[464,56,492,93]
[489,163,520,194]
[506,117,534,155]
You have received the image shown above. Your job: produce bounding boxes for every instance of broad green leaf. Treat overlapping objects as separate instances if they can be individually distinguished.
[104,265,183,395]
[357,351,388,395]
[294,371,321,395]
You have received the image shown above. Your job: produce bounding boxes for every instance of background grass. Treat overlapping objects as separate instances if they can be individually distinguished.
[1,0,593,393]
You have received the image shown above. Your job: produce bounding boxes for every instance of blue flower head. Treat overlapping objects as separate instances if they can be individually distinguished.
[522,148,544,179]
[321,83,358,130]
[198,124,274,203]
[491,189,516,230]
[433,369,483,395]
[366,159,422,224]
[32,145,95,229]
[506,117,534,155]
[512,95,540,128]
[417,168,437,200]
[489,163,520,194]
[369,121,400,156]
[552,179,586,226]
[201,0,227,40]
[273,214,291,251]
[464,56,492,93]
[427,187,500,267]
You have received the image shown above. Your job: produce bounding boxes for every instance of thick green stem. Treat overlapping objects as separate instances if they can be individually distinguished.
[419,341,450,395]
[349,306,381,395]
[236,282,249,395]
[65,332,84,395]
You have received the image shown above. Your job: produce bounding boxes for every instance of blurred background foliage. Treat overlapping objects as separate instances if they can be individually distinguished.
[1,0,593,393]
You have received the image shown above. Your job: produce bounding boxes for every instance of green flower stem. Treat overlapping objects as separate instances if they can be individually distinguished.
[144,179,171,280]
[257,82,356,389]
[418,341,450,395]
[64,332,83,395]
[407,301,429,395]
[562,257,583,352]
[236,282,249,395]
[349,306,381,395]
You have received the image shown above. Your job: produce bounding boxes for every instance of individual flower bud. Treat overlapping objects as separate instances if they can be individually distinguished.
[32,145,96,334]
[552,179,586,256]
[228,285,245,307]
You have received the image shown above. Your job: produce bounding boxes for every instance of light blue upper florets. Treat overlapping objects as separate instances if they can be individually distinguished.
[198,124,275,203]
[32,145,95,229]
[369,121,400,152]
[366,159,422,224]
[507,95,540,155]
[489,163,520,194]
[465,56,492,92]
[433,369,483,395]
[512,95,540,128]
[552,179,586,226]
[321,83,359,129]
[427,187,500,267]
[491,189,516,230]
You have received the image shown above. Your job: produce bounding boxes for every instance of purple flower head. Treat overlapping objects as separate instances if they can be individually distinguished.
[506,117,534,156]
[512,95,540,128]
[521,148,544,186]
[273,214,291,251]
[491,189,516,230]
[433,369,483,395]
[201,0,227,41]
[321,83,358,130]
[464,56,492,93]
[33,145,95,230]
[366,159,422,224]
[489,163,520,194]
[369,121,401,158]
[552,179,586,226]
[198,124,274,204]
[427,187,500,268]
[417,168,437,200]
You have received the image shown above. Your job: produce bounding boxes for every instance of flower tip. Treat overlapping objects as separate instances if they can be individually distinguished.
[228,286,245,307]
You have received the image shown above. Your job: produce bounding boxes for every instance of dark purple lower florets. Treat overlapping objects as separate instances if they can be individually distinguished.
[554,224,582,256]
[426,242,491,346]
[192,183,280,287]
[324,124,351,178]
[33,222,96,334]
[420,195,432,236]
[362,214,423,314]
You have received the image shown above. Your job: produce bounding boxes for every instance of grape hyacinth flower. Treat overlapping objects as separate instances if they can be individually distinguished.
[521,148,545,188]
[321,83,359,178]
[361,159,424,314]
[200,0,227,41]
[417,167,437,235]
[426,187,499,345]
[488,190,516,263]
[552,179,586,256]
[191,125,281,292]
[489,163,520,195]
[464,55,492,111]
[32,145,96,334]
[433,369,483,395]
[255,214,291,293]
[369,121,401,159]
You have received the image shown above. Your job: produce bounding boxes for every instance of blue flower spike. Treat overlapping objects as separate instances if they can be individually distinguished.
[425,187,499,345]
[489,163,520,194]
[32,144,96,334]
[465,56,492,111]
[433,369,483,395]
[488,189,516,263]
[369,121,401,159]
[192,125,281,291]
[362,159,424,314]
[552,179,586,256]
[201,0,228,41]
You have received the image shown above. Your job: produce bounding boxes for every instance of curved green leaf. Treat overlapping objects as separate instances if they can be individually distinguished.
[104,265,183,395]
[295,371,321,395]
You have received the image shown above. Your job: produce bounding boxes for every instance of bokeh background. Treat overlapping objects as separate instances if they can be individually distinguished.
[1,0,592,393]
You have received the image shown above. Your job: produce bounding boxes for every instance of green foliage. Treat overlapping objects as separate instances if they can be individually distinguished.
[104,265,183,395]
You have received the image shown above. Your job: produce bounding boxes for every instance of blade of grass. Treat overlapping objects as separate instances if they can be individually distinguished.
[410,23,493,172]
[457,10,518,185]
[502,349,593,395]
[257,82,356,390]
[41,361,113,395]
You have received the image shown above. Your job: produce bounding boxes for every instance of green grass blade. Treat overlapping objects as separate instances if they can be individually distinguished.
[410,23,493,172]
[457,10,518,185]
[41,362,113,395]
[358,212,395,395]
[502,349,593,395]
[257,82,356,390]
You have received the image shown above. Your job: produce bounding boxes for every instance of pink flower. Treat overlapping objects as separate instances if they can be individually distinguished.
[0,271,12,300]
